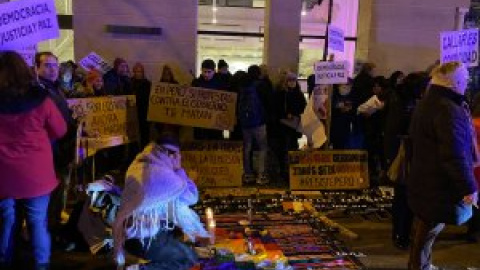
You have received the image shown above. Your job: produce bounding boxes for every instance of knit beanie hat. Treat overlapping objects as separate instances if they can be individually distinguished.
[218,59,228,69]
[113,57,127,71]
[155,133,180,149]
[430,61,469,94]
[201,59,216,70]
[86,69,102,84]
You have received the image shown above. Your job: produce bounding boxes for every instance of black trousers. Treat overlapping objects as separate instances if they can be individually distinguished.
[408,217,445,270]
[392,184,413,242]
[125,231,197,270]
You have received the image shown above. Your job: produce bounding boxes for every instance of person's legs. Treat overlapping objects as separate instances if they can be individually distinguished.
[392,184,413,249]
[23,194,51,268]
[253,125,268,184]
[0,199,16,266]
[408,217,444,270]
[242,128,255,183]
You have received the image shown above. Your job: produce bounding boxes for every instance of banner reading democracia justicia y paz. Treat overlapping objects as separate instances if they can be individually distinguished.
[289,150,369,190]
[147,83,237,130]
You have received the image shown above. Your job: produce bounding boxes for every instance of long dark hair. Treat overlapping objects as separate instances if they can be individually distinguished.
[0,51,34,99]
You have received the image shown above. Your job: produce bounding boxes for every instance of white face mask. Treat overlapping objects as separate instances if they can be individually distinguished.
[451,65,469,95]
[63,72,72,82]
[338,85,351,96]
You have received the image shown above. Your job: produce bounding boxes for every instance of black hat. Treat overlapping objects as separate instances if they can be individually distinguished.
[201,59,216,70]
[155,133,180,149]
[218,59,228,69]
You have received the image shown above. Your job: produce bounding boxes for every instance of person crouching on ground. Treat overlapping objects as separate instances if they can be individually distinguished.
[113,134,208,270]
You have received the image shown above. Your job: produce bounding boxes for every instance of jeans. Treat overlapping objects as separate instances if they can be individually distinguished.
[0,194,51,266]
[242,125,268,175]
[408,217,445,270]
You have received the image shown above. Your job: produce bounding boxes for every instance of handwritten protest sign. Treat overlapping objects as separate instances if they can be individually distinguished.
[441,28,479,67]
[328,24,344,52]
[289,150,369,190]
[182,141,243,187]
[68,96,139,152]
[78,52,112,74]
[148,83,237,130]
[314,61,348,85]
[0,0,59,49]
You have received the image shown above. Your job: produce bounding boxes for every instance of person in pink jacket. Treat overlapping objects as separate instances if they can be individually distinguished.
[0,51,67,270]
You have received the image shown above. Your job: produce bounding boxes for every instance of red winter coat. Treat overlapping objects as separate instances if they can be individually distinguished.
[0,92,67,199]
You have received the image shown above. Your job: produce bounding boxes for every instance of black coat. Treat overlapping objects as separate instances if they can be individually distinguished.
[408,85,478,225]
[103,70,131,96]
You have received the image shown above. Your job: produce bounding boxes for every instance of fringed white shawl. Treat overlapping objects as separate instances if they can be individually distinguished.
[113,144,208,265]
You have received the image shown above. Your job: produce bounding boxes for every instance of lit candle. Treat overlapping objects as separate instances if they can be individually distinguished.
[208,220,216,245]
[205,207,213,221]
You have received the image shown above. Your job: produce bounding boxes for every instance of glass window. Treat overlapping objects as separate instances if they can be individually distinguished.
[299,39,325,79]
[37,30,74,62]
[331,0,358,37]
[301,1,331,36]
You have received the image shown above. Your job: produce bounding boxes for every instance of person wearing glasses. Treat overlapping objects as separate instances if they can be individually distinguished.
[113,134,208,270]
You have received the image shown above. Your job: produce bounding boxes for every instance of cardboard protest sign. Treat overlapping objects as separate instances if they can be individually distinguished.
[289,150,369,190]
[441,28,479,67]
[328,24,344,52]
[181,141,243,187]
[0,0,59,49]
[314,61,348,85]
[148,83,237,130]
[78,52,112,74]
[68,95,139,152]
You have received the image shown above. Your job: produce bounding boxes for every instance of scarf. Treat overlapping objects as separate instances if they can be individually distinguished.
[113,144,208,265]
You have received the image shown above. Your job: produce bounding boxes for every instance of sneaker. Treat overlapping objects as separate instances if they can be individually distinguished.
[256,174,269,185]
[242,174,255,184]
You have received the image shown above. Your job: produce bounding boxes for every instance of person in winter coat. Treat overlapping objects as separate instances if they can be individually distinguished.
[331,80,356,149]
[408,62,478,270]
[235,67,269,185]
[384,72,429,250]
[216,59,232,91]
[0,51,67,270]
[131,63,152,148]
[113,135,208,270]
[191,59,225,140]
[103,58,131,96]
[271,72,307,183]
[77,69,106,97]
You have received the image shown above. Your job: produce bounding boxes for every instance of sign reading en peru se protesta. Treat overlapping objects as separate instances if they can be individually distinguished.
[148,83,237,131]
[441,28,479,67]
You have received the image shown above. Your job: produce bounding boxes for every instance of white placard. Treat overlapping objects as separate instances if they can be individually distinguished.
[328,24,344,52]
[0,0,59,49]
[78,52,112,74]
[314,61,348,85]
[441,28,479,67]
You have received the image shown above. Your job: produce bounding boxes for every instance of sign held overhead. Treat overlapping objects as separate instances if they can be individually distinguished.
[314,61,348,85]
[328,24,344,52]
[441,28,479,67]
[0,0,59,49]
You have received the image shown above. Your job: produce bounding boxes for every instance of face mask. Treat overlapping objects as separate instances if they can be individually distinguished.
[339,85,351,96]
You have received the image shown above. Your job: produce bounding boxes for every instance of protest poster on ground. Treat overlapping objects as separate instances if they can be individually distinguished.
[289,150,369,190]
[314,61,348,85]
[441,28,479,67]
[328,24,344,52]
[148,83,237,130]
[181,141,243,187]
[78,52,112,74]
[68,95,139,156]
[0,0,59,49]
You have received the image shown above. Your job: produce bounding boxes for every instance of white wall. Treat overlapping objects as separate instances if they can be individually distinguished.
[73,0,198,84]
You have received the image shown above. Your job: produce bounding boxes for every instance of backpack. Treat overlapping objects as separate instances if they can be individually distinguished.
[238,83,265,128]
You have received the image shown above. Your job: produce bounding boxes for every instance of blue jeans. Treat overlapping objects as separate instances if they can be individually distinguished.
[242,125,268,175]
[0,194,51,266]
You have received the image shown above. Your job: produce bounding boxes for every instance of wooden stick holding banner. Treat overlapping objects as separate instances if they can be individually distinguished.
[147,83,237,131]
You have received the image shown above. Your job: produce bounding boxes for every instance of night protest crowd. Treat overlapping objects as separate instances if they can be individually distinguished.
[0,50,479,270]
